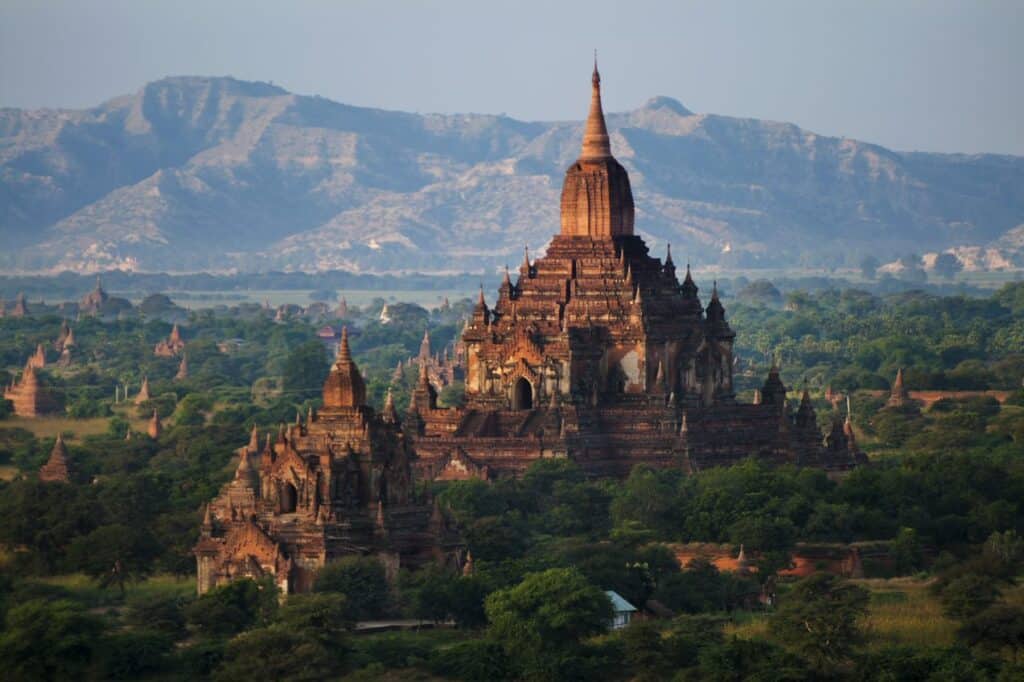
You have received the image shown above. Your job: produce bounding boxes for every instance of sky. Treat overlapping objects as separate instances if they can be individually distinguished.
[0,0,1021,155]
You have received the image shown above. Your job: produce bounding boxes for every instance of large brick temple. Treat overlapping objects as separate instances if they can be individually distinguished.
[195,64,863,594]
[194,329,461,595]
[407,62,864,479]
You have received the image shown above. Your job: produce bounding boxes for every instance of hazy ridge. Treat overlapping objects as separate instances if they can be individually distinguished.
[2,76,1022,273]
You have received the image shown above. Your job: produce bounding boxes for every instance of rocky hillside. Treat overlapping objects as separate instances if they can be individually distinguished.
[2,76,1022,273]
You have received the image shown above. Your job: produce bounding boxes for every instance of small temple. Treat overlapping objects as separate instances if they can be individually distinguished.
[155,324,186,357]
[135,376,152,405]
[38,434,72,483]
[175,354,189,381]
[79,276,109,315]
[193,328,461,595]
[148,409,163,439]
[55,320,77,352]
[400,330,466,394]
[27,344,46,369]
[887,367,912,408]
[4,361,58,417]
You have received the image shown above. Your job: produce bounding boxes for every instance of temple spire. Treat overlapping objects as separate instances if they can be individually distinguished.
[581,55,612,160]
[337,326,352,362]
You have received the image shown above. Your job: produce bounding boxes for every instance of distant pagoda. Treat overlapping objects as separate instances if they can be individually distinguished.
[39,434,72,483]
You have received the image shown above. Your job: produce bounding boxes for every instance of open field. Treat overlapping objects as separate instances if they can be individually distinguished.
[857,578,956,649]
[143,288,480,310]
[726,577,958,650]
[28,573,195,608]
[3,409,151,442]
[3,415,113,440]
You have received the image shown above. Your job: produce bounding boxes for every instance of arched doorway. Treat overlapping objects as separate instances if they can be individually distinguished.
[513,377,533,410]
[281,482,297,513]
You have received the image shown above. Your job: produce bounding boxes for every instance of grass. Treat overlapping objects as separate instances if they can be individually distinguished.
[28,573,194,608]
[159,288,479,310]
[725,577,957,651]
[857,578,956,649]
[3,415,112,441]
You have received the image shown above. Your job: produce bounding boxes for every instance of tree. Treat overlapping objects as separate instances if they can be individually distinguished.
[308,289,338,302]
[610,466,680,537]
[94,629,174,681]
[281,340,329,401]
[439,382,466,408]
[465,514,530,561]
[447,575,491,629]
[737,279,783,307]
[855,645,997,681]
[662,615,727,669]
[65,523,160,593]
[0,599,106,681]
[185,578,278,637]
[399,565,456,623]
[939,574,1001,620]
[485,568,613,679]
[860,255,880,280]
[125,592,189,639]
[620,621,669,680]
[313,556,389,620]
[727,514,796,581]
[933,253,963,280]
[437,478,510,525]
[697,636,811,681]
[213,625,338,682]
[772,573,869,672]
[890,527,924,574]
[654,558,732,613]
[275,593,353,644]
[428,639,511,681]
[958,604,1024,661]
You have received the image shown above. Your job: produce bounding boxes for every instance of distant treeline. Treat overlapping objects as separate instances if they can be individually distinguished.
[1,268,1005,303]
[0,270,502,300]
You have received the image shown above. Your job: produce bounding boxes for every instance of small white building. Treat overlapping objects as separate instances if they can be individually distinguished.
[606,590,638,630]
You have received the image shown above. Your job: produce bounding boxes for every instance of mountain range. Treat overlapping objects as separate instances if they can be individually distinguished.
[2,76,1022,274]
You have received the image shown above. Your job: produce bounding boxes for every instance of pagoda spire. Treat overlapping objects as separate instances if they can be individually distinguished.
[581,54,612,160]
[324,326,366,409]
[382,387,400,424]
[148,409,162,439]
[560,57,634,238]
[337,326,352,362]
[419,329,431,361]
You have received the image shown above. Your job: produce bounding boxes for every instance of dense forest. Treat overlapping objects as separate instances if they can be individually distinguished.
[1,282,1023,680]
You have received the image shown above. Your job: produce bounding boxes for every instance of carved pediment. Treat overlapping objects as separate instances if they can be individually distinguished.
[435,449,490,482]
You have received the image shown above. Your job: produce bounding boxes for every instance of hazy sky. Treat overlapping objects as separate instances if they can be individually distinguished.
[1,0,1020,154]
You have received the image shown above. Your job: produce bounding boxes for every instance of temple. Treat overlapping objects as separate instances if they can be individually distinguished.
[155,324,186,357]
[4,361,59,417]
[194,329,461,595]
[79,276,109,315]
[408,63,865,479]
[38,434,72,483]
[193,63,864,596]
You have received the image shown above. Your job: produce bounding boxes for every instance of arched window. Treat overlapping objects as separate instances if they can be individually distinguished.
[281,482,297,513]
[513,377,533,410]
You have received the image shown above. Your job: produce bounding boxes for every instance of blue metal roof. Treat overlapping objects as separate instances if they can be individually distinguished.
[605,590,637,613]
